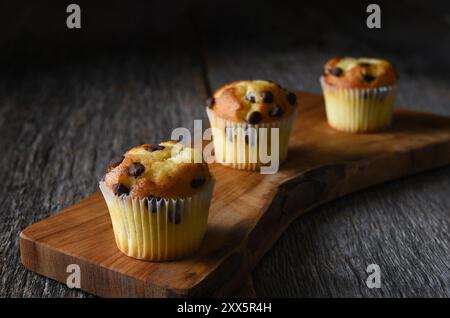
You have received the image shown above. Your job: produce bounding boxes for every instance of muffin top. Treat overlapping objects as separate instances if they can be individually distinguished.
[103,141,211,199]
[322,57,398,89]
[207,80,297,123]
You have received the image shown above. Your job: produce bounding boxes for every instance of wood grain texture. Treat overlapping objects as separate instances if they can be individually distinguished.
[1,0,450,297]
[0,2,207,297]
[197,1,450,297]
[19,93,450,297]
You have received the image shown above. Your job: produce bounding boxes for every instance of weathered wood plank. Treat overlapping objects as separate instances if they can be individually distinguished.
[1,0,450,297]
[19,96,450,297]
[0,1,210,297]
[199,1,450,298]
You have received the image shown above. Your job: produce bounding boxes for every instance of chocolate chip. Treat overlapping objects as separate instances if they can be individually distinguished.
[168,201,182,224]
[329,67,343,77]
[128,162,145,177]
[146,195,161,213]
[269,105,284,117]
[190,178,206,188]
[286,92,297,106]
[261,91,274,103]
[109,155,124,169]
[149,145,165,152]
[113,183,129,196]
[247,111,262,124]
[359,62,371,67]
[361,74,376,82]
[246,94,256,103]
[206,97,215,109]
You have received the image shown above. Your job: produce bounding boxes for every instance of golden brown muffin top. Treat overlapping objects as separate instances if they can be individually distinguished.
[103,141,211,199]
[207,80,297,123]
[322,57,398,89]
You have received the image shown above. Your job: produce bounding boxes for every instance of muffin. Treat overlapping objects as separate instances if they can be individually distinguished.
[99,141,214,261]
[320,57,398,133]
[206,80,297,171]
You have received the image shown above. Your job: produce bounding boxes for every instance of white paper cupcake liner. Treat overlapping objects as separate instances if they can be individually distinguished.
[99,178,215,261]
[320,77,397,133]
[206,108,296,171]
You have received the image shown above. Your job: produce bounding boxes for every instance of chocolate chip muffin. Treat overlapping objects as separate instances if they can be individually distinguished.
[99,141,215,261]
[103,141,211,199]
[210,80,297,123]
[320,57,398,133]
[323,57,398,89]
[206,80,297,172]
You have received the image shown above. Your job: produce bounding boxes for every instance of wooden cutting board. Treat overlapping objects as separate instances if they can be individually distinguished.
[20,92,450,297]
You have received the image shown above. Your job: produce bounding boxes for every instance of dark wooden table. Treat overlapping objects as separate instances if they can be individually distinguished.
[1,0,449,297]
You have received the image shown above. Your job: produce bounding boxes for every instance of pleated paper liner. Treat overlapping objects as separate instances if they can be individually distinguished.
[320,77,397,133]
[99,178,215,261]
[206,108,296,171]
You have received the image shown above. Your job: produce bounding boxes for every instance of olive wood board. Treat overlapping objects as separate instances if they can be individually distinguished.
[20,92,450,297]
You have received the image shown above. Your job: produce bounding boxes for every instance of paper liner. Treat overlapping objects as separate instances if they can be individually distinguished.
[99,178,215,261]
[206,108,296,171]
[320,77,397,133]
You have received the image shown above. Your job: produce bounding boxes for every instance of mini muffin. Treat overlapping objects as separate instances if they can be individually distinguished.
[99,141,214,261]
[320,57,398,133]
[206,80,297,171]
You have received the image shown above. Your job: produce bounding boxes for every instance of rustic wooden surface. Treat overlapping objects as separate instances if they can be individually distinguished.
[20,94,450,297]
[1,1,450,297]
